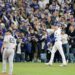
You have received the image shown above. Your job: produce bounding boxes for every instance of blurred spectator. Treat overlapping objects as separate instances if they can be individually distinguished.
[68,25,75,62]
[61,30,69,62]
[0,0,75,63]
[0,31,3,62]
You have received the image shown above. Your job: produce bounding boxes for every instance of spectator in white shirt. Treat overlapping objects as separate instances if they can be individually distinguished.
[61,30,69,62]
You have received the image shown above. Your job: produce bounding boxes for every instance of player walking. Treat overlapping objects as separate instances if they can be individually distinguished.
[46,22,67,66]
[1,30,16,75]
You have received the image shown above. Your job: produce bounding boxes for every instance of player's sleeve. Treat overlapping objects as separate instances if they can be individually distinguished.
[3,36,8,43]
[3,36,9,48]
[47,29,54,35]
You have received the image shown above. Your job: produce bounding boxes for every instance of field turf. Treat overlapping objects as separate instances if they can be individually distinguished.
[0,63,75,75]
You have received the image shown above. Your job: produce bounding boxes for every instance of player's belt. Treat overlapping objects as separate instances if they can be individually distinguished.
[55,40,58,41]
[5,47,14,49]
[5,47,9,49]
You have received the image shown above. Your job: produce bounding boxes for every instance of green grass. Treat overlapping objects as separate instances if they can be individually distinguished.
[0,63,75,75]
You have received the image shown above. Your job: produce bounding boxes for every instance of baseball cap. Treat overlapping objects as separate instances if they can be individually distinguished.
[54,21,61,27]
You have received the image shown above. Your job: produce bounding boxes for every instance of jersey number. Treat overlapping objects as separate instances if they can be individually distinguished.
[10,38,15,43]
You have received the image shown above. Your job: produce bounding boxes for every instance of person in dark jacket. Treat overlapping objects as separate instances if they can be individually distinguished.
[68,25,75,62]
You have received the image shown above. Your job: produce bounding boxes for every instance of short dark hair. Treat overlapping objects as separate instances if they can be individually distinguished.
[6,30,12,34]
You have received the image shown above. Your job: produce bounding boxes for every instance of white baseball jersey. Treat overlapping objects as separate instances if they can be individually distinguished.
[54,28,62,42]
[3,35,16,49]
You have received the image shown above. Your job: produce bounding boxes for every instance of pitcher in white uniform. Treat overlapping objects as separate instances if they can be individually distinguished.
[1,30,16,75]
[46,22,67,66]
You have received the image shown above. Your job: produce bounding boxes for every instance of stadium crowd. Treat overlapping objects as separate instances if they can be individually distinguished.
[0,0,75,63]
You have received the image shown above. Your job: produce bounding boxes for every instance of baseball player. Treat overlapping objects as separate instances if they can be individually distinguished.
[46,22,67,66]
[1,30,16,75]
